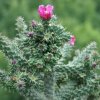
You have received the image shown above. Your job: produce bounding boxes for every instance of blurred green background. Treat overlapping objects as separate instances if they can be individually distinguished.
[0,0,100,100]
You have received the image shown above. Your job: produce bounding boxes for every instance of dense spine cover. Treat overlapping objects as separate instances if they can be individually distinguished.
[0,5,100,100]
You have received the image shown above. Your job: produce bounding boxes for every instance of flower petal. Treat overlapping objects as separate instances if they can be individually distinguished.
[46,5,54,12]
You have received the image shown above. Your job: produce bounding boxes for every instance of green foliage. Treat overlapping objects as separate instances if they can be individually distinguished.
[55,42,100,100]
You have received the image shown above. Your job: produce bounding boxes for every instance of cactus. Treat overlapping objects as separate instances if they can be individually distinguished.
[0,5,100,100]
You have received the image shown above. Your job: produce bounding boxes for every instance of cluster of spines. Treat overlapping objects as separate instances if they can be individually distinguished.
[55,42,100,99]
[0,15,99,100]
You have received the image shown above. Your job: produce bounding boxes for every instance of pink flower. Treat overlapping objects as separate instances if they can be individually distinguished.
[69,35,76,46]
[38,5,54,20]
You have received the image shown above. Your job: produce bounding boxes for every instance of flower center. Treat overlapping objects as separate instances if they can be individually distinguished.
[45,11,49,14]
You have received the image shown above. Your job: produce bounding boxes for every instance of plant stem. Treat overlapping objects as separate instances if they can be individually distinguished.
[44,71,55,100]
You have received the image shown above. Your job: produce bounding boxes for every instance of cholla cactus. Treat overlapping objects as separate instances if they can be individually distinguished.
[0,4,100,100]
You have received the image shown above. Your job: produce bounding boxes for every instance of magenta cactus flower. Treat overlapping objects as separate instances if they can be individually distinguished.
[38,5,54,20]
[69,35,76,46]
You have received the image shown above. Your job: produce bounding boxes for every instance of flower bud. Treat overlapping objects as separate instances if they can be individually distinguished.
[69,35,76,46]
[12,59,16,65]
[32,20,37,27]
[92,62,97,68]
[27,32,34,37]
